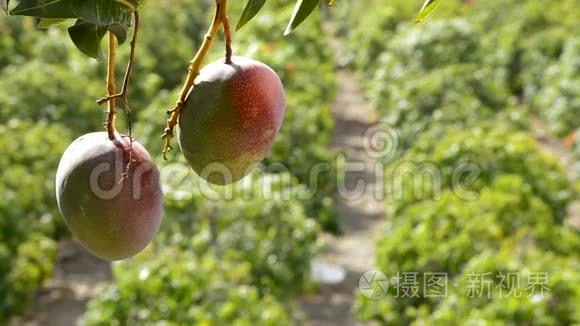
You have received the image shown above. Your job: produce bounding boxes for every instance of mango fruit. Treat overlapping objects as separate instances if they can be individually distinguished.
[55,132,163,261]
[178,56,286,185]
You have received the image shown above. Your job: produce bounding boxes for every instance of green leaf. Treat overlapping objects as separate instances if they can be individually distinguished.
[66,0,132,58]
[72,0,132,28]
[38,18,69,28]
[415,0,440,23]
[11,0,77,18]
[13,0,132,58]
[69,0,132,58]
[236,0,266,30]
[107,22,128,44]
[284,0,320,36]
[68,19,108,59]
[1,0,9,13]
[67,19,128,59]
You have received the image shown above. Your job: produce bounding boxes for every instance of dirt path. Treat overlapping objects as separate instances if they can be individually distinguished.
[298,69,383,325]
[531,117,580,229]
[20,241,112,326]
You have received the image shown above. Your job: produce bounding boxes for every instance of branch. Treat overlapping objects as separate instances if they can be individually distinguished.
[161,0,227,160]
[106,32,117,140]
[97,10,140,106]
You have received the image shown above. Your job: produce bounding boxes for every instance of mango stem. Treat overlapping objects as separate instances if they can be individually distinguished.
[161,0,228,160]
[97,10,140,110]
[106,32,117,140]
[221,0,233,64]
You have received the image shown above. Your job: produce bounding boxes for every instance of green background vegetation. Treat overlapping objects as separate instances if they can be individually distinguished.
[1,0,578,324]
[340,0,579,324]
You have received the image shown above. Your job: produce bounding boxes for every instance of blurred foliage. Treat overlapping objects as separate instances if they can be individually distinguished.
[474,0,578,99]
[342,1,580,325]
[348,18,515,148]
[0,0,336,321]
[1,0,578,324]
[81,166,318,322]
[357,124,578,324]
[533,37,580,137]
[425,240,580,325]
[0,60,104,133]
[134,1,210,90]
[355,177,579,324]
[82,250,295,325]
[157,165,320,298]
[334,0,467,68]
[573,129,580,180]
[354,120,580,325]
[0,120,67,321]
[341,0,579,140]
[388,123,574,221]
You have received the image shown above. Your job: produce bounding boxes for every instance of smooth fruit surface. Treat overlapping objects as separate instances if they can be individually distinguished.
[55,132,163,261]
[178,56,286,185]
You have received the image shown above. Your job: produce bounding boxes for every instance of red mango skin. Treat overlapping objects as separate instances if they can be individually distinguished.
[55,132,163,261]
[178,56,286,185]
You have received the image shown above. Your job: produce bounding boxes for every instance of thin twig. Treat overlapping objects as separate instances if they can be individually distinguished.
[221,0,233,64]
[122,10,140,177]
[97,10,140,106]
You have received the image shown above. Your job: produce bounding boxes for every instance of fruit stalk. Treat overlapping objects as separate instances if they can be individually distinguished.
[221,5,233,64]
[106,32,117,140]
[161,0,228,160]
[97,10,140,109]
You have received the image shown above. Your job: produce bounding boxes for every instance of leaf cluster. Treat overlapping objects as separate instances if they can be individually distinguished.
[8,0,137,58]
